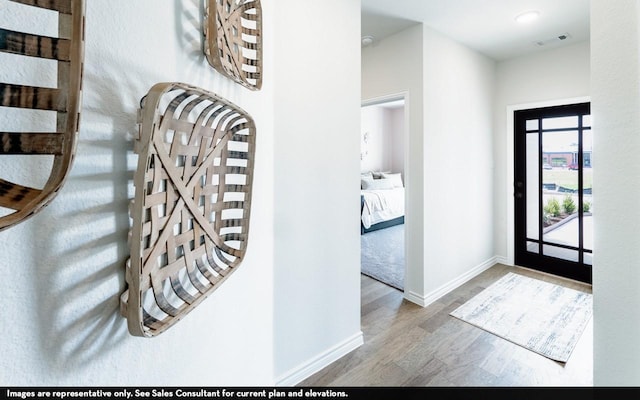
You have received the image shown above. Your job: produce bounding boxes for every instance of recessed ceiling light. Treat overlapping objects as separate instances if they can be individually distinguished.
[515,10,540,24]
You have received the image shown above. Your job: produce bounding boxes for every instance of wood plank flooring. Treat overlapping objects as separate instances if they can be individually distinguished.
[299,263,593,387]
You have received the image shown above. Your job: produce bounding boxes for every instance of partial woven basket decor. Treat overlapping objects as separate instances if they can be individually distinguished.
[120,82,256,337]
[0,0,85,231]
[204,0,262,90]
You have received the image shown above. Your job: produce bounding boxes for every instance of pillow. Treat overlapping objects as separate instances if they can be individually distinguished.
[361,175,374,189]
[362,178,394,190]
[372,170,391,179]
[361,171,373,179]
[381,172,403,188]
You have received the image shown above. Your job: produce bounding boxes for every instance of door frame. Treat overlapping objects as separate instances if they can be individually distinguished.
[361,92,410,292]
[505,97,590,274]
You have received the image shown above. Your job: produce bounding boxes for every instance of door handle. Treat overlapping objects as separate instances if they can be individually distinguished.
[515,181,524,199]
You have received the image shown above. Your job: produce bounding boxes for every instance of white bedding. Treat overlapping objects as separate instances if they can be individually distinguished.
[361,187,405,229]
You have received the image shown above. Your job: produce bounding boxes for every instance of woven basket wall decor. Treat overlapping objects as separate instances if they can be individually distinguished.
[120,82,256,337]
[204,0,262,90]
[0,0,85,231]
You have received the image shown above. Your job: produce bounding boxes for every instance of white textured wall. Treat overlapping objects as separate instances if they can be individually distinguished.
[1,0,363,387]
[591,0,640,386]
[273,0,362,385]
[0,0,275,386]
[360,105,388,173]
[362,24,425,299]
[388,107,405,178]
[422,26,496,296]
[493,41,590,263]
[362,24,495,304]
[360,105,404,176]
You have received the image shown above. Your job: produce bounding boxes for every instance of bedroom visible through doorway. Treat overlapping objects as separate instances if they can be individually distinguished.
[360,97,407,291]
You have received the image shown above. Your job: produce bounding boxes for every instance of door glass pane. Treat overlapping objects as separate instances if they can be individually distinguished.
[544,212,579,248]
[583,115,591,128]
[584,129,593,253]
[542,130,578,248]
[527,241,539,254]
[526,133,539,240]
[543,245,579,262]
[583,129,593,169]
[526,119,539,131]
[584,252,593,266]
[542,116,579,130]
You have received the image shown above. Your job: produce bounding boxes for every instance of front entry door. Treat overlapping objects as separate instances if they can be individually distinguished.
[514,103,592,284]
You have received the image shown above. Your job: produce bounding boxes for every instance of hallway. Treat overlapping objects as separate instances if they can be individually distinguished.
[301,264,592,386]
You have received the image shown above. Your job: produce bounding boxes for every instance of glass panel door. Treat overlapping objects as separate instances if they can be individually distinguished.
[514,103,592,284]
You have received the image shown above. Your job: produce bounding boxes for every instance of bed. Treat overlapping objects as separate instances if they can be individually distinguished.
[360,172,405,234]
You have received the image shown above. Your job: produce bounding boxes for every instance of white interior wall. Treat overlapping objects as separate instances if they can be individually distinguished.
[360,105,388,173]
[0,0,274,386]
[273,0,362,385]
[1,0,361,388]
[421,27,496,299]
[493,41,591,264]
[387,107,406,177]
[360,105,405,176]
[381,108,394,173]
[361,24,426,301]
[591,0,640,386]
[362,24,496,306]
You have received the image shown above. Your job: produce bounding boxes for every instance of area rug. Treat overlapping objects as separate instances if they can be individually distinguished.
[361,224,404,291]
[450,272,592,363]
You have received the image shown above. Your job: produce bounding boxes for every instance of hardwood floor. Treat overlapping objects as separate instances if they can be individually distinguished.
[299,263,593,387]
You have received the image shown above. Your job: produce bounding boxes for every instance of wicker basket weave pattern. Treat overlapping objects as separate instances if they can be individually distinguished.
[204,0,262,90]
[0,0,85,231]
[121,82,256,337]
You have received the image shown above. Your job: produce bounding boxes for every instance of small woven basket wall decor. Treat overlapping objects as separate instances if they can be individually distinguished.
[0,0,85,231]
[204,0,262,90]
[120,82,256,338]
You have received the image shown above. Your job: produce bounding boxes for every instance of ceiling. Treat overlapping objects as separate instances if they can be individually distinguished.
[361,0,590,61]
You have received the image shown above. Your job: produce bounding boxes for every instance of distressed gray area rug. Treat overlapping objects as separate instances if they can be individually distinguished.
[450,272,592,363]
[361,224,404,291]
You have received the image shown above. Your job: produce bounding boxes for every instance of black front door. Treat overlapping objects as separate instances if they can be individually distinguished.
[514,103,592,284]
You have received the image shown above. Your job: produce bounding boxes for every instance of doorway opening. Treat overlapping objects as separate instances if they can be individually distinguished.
[360,95,408,291]
[514,102,592,284]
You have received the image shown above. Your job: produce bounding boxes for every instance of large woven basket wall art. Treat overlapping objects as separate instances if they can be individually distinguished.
[120,82,256,337]
[0,0,85,231]
[204,0,262,90]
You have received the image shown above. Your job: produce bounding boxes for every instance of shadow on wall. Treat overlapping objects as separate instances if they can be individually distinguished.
[20,1,241,374]
[27,58,163,372]
[175,0,243,95]
[176,0,205,63]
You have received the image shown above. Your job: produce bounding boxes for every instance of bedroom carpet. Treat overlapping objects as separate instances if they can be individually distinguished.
[360,224,404,291]
[450,272,593,363]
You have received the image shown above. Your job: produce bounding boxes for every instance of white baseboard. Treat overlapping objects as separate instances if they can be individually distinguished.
[275,331,364,387]
[275,257,501,385]
[404,256,499,307]
[495,255,510,265]
[404,290,428,306]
